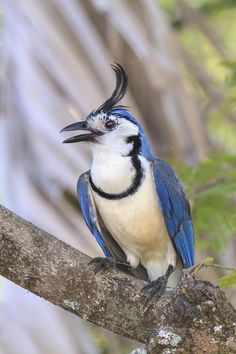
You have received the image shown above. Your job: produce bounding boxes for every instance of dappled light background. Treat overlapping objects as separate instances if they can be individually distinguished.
[1,0,236,353]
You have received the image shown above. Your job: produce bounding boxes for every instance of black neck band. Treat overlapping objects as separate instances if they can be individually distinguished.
[89,156,143,200]
[126,135,141,156]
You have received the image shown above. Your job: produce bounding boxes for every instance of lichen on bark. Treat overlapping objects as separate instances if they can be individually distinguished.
[0,205,236,353]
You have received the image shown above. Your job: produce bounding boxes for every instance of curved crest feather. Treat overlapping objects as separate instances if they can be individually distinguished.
[96,63,128,113]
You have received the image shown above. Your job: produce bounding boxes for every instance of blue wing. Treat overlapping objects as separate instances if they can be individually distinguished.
[77,172,111,257]
[152,159,195,268]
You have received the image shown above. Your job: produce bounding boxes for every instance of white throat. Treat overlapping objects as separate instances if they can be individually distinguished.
[90,145,137,195]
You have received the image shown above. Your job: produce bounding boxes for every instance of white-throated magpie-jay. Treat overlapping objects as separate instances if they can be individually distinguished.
[61,64,194,299]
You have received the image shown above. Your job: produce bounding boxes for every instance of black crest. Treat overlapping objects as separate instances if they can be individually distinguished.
[96,63,128,114]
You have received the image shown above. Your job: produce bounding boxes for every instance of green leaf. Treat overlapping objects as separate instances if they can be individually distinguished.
[218,270,236,288]
[203,256,214,264]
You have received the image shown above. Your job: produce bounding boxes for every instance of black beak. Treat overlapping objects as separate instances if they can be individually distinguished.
[61,121,103,143]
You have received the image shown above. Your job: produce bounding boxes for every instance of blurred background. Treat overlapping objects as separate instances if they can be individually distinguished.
[1,0,236,353]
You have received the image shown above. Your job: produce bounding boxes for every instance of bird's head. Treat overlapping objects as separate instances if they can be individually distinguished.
[61,64,153,159]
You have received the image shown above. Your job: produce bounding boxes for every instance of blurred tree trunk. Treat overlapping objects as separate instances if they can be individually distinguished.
[1,0,207,353]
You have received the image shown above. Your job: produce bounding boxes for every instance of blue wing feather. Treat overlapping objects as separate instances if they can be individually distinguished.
[77,172,134,261]
[77,171,148,280]
[152,159,195,268]
[77,172,111,257]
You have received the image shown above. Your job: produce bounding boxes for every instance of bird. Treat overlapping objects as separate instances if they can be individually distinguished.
[61,63,194,300]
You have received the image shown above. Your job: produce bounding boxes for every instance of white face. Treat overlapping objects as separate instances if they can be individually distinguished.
[87,113,139,156]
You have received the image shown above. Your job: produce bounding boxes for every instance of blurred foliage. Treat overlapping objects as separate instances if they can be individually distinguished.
[160,0,236,152]
[172,154,236,253]
[90,326,136,354]
[219,270,236,288]
[160,0,236,19]
[208,60,236,153]
[223,60,236,105]
[159,0,236,268]
[194,258,236,289]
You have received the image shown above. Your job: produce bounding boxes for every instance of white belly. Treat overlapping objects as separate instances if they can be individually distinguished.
[91,164,181,286]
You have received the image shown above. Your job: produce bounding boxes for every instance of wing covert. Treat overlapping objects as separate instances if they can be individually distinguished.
[77,172,111,257]
[152,159,195,268]
[77,172,133,262]
[77,172,148,280]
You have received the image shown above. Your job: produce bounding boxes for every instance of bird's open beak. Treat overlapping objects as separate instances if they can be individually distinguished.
[61,121,103,143]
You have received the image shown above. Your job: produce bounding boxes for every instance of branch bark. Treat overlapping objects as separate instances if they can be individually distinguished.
[1,204,236,353]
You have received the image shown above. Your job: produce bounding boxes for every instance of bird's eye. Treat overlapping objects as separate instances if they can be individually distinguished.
[104,119,117,130]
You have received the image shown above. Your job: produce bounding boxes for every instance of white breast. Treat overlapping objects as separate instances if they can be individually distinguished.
[91,151,181,286]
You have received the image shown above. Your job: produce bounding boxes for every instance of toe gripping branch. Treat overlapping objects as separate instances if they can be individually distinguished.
[89,257,131,274]
[142,264,174,304]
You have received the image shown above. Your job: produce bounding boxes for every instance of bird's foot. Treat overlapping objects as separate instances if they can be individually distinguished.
[141,265,174,305]
[89,257,131,274]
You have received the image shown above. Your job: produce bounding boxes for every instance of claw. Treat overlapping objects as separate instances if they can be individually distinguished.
[143,275,168,305]
[88,257,131,274]
[88,257,111,274]
[88,257,107,266]
[141,281,157,292]
[141,264,174,305]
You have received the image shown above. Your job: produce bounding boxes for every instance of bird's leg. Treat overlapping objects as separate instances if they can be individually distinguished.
[141,264,174,304]
[89,257,131,274]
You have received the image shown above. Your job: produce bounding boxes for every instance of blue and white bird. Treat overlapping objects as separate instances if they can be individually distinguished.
[61,64,194,299]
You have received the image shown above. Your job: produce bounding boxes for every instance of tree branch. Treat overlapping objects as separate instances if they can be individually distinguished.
[1,204,236,353]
